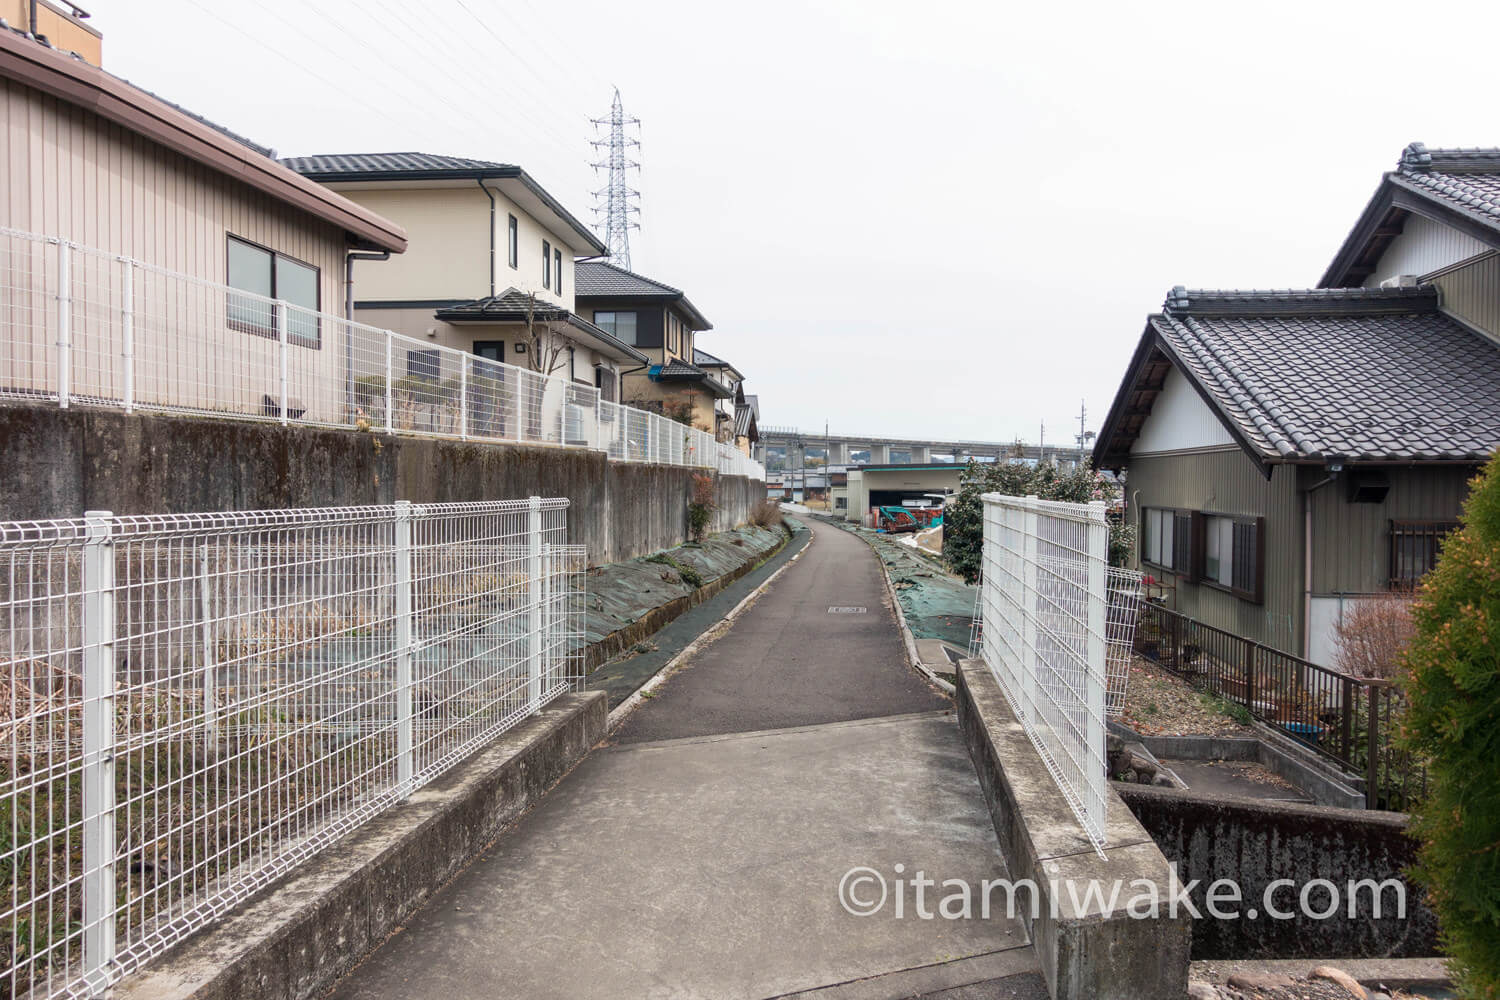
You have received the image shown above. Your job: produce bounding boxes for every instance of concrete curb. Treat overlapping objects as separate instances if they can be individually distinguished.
[115,692,608,1000]
[605,520,816,733]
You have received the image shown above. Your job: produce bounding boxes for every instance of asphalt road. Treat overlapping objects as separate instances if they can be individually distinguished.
[614,515,948,743]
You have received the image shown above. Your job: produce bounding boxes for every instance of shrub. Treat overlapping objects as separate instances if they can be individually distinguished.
[1402,455,1500,997]
[1333,594,1416,680]
[942,459,1126,583]
[688,473,716,542]
[749,499,784,530]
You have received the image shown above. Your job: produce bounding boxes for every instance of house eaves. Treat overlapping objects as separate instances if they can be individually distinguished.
[1321,143,1500,288]
[0,31,406,253]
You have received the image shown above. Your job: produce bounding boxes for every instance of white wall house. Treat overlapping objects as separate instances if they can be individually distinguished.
[282,153,647,406]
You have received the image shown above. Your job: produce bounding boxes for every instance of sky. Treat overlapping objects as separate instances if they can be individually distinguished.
[99,0,1500,447]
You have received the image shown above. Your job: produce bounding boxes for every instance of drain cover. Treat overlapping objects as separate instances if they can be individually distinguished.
[827,606,867,614]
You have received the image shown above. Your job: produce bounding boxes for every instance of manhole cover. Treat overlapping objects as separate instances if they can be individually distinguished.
[827,606,867,614]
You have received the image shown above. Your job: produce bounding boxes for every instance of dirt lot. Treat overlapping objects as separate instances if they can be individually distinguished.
[1120,654,1256,737]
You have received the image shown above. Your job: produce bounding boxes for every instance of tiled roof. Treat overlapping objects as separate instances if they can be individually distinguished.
[1146,285,1500,462]
[435,289,568,320]
[575,261,683,297]
[735,400,759,439]
[656,358,707,378]
[1392,144,1500,229]
[574,261,712,330]
[279,152,518,177]
[693,348,728,366]
[433,290,647,364]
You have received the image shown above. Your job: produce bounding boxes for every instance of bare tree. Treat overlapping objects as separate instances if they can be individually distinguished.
[521,292,571,377]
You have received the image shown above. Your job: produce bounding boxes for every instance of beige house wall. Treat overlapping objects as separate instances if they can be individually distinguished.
[620,371,716,435]
[2,75,354,422]
[337,182,576,311]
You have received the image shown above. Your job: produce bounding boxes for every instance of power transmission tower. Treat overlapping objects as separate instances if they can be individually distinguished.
[590,88,641,271]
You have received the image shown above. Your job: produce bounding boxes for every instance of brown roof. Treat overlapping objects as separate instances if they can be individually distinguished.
[0,31,406,253]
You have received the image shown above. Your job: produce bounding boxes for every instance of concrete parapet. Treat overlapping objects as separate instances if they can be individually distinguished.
[956,660,1192,1000]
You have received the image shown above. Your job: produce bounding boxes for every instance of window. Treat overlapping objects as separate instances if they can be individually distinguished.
[1202,513,1263,601]
[554,248,563,297]
[472,340,505,363]
[593,310,638,345]
[1140,507,1192,575]
[507,215,518,269]
[595,364,617,402]
[406,349,441,380]
[542,240,552,290]
[1390,520,1457,588]
[226,236,321,347]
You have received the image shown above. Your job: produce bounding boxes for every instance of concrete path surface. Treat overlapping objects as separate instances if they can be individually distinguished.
[329,517,1042,1000]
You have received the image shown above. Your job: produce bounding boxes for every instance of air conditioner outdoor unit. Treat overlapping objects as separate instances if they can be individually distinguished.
[1379,274,1419,288]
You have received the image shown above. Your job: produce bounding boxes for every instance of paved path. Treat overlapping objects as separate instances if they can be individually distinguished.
[330,517,1042,1000]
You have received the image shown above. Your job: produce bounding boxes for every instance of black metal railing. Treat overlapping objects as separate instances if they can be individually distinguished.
[1133,602,1426,810]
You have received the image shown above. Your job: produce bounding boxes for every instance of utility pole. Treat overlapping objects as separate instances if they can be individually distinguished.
[589,89,641,271]
[1075,398,1095,466]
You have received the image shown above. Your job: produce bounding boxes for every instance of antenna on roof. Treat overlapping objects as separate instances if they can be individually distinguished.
[589,88,641,271]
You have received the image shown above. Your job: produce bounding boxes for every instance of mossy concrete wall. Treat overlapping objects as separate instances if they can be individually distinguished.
[1117,783,1439,960]
[0,405,761,563]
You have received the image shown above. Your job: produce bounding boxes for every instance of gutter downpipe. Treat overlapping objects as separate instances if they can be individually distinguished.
[478,179,496,297]
[345,250,390,420]
[1301,464,1341,660]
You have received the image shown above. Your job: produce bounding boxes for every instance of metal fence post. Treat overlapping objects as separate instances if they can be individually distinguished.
[459,357,469,440]
[394,501,414,792]
[276,301,289,426]
[120,258,134,414]
[1020,495,1040,719]
[57,240,71,409]
[82,510,116,989]
[527,496,543,709]
[1244,638,1256,713]
[198,545,218,749]
[384,330,394,435]
[1085,501,1109,804]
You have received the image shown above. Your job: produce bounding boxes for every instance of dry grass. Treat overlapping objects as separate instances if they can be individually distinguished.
[749,499,784,530]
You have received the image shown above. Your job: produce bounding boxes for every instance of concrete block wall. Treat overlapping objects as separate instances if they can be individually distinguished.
[0,405,762,564]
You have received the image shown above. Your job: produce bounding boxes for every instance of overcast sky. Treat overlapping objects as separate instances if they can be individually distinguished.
[103,0,1500,447]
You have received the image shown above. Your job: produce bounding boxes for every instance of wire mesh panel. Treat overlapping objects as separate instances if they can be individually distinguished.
[978,494,1110,854]
[0,499,579,999]
[1104,566,1145,718]
[1,227,767,480]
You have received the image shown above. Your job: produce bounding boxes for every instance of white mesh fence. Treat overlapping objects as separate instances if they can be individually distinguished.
[0,228,765,481]
[0,499,585,998]
[977,494,1112,854]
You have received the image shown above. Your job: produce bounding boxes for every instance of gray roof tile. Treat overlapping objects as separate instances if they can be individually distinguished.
[1150,285,1500,462]
[279,152,518,176]
[1391,143,1500,230]
[574,261,713,330]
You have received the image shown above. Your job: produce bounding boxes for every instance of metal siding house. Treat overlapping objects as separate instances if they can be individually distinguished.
[1098,143,1500,664]
[0,26,407,422]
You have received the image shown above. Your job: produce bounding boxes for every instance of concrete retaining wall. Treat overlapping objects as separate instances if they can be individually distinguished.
[0,404,761,563]
[955,661,1192,1000]
[116,690,608,1000]
[1117,783,1439,961]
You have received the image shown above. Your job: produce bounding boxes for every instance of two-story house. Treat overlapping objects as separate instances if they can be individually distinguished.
[573,261,732,436]
[280,153,649,412]
[1,20,408,423]
[1093,143,1500,664]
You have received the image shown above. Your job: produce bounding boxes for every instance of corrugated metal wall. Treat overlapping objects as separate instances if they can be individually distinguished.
[1435,253,1500,343]
[1,77,346,301]
[1363,213,1490,286]
[1126,450,1302,654]
[1304,464,1476,595]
